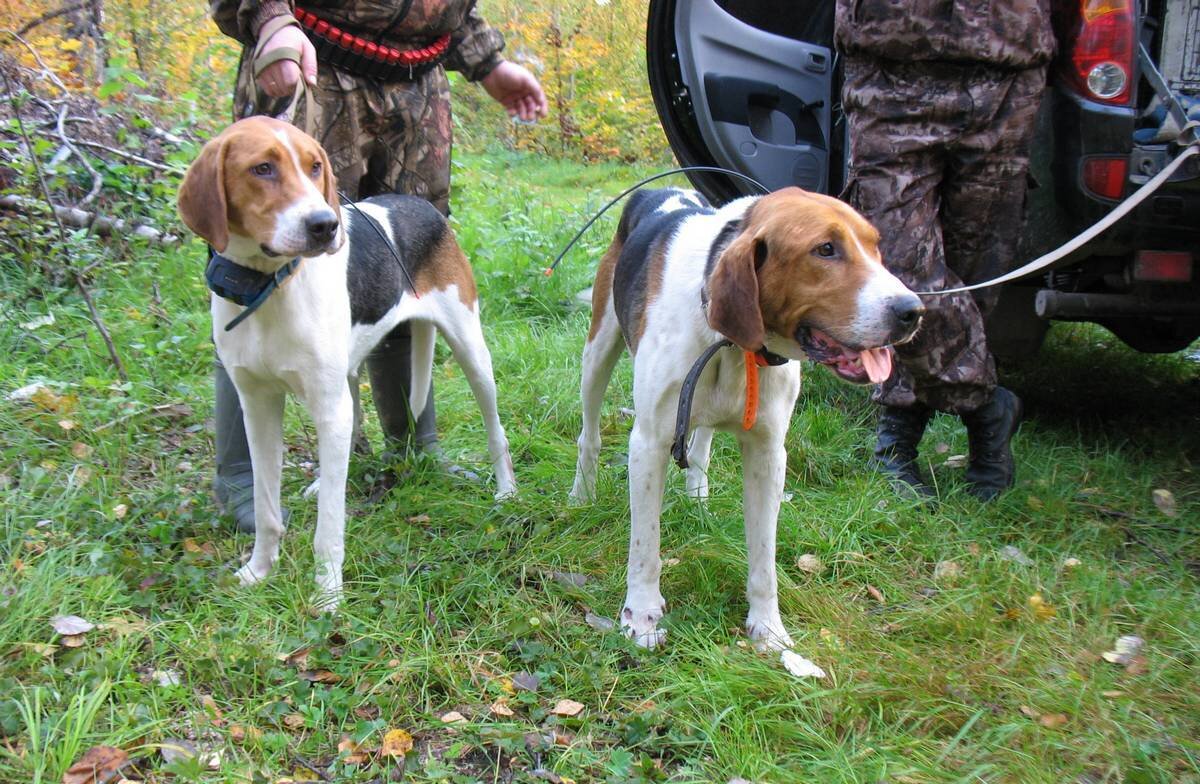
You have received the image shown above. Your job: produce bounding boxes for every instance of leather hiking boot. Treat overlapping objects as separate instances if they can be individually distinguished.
[871,405,936,500]
[213,362,286,534]
[961,387,1023,501]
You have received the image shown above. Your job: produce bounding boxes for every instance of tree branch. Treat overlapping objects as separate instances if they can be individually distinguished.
[16,3,88,36]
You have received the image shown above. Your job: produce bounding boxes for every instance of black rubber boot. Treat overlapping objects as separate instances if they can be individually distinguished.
[365,323,479,487]
[871,404,936,500]
[961,387,1023,501]
[212,362,286,533]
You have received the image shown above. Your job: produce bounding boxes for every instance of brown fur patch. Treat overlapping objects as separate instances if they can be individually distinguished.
[629,237,669,353]
[587,236,622,341]
[708,187,884,350]
[414,227,478,307]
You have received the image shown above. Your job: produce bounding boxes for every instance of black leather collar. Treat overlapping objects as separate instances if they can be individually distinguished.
[670,340,790,469]
[206,250,302,332]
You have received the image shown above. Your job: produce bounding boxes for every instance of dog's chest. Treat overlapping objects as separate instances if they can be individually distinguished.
[688,352,801,429]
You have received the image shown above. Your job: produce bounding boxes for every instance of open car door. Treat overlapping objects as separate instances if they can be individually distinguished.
[647,0,841,205]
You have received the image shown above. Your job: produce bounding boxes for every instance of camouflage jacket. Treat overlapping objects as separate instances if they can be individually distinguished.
[834,0,1055,70]
[210,0,505,81]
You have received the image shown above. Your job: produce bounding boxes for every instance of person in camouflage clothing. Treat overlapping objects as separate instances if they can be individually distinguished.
[834,0,1055,501]
[209,0,547,531]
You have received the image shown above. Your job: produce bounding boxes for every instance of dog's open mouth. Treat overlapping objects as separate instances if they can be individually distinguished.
[797,327,894,384]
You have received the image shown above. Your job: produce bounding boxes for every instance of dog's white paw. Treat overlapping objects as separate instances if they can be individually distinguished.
[493,482,517,501]
[235,561,270,586]
[746,616,795,652]
[313,566,342,614]
[312,588,343,614]
[621,604,666,649]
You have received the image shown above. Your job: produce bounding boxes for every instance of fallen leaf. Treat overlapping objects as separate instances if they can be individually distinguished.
[61,634,87,648]
[584,612,614,632]
[52,615,95,635]
[112,504,128,519]
[780,649,827,679]
[551,699,585,717]
[31,386,76,414]
[999,545,1033,566]
[934,442,950,454]
[381,728,414,757]
[182,539,216,557]
[407,513,431,524]
[58,419,78,431]
[150,403,193,419]
[1063,557,1082,569]
[353,705,380,720]
[62,745,129,784]
[159,738,196,765]
[795,554,824,574]
[490,699,514,717]
[1039,713,1068,729]
[662,557,681,567]
[944,454,968,468]
[1019,705,1040,719]
[933,560,962,582]
[1101,635,1144,665]
[512,671,540,692]
[71,442,94,459]
[21,312,55,330]
[552,571,587,587]
[1151,488,1177,517]
[1028,593,1056,621]
[283,713,306,730]
[337,736,371,765]
[866,585,885,604]
[298,669,342,684]
[440,711,467,724]
[229,724,263,744]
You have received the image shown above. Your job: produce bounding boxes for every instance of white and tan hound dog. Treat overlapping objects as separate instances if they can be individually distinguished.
[570,187,923,657]
[178,116,515,610]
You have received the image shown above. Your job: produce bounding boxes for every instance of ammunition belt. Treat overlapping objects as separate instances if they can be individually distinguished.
[294,7,451,81]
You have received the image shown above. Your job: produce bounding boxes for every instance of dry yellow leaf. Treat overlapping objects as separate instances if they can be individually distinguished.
[1039,713,1068,729]
[183,538,216,556]
[71,442,93,459]
[1028,593,1056,621]
[337,736,371,765]
[61,634,87,648]
[440,711,467,724]
[552,699,585,717]
[283,713,305,730]
[489,700,514,717]
[112,504,128,519]
[381,728,414,757]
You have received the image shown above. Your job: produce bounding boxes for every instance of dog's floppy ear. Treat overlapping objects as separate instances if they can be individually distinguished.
[178,133,231,252]
[706,228,767,352]
[318,143,341,221]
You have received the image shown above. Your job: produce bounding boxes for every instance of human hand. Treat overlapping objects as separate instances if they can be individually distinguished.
[256,22,318,98]
[481,60,549,122]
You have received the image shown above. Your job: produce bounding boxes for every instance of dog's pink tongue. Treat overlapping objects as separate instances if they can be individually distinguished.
[860,347,893,383]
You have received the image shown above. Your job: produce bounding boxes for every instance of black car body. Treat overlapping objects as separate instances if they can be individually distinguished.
[647,0,1200,355]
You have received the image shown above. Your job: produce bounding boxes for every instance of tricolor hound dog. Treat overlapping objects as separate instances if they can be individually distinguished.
[178,116,515,610]
[570,187,923,654]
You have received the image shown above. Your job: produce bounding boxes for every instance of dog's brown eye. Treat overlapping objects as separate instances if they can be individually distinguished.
[252,162,274,177]
[310,161,322,178]
[815,242,836,258]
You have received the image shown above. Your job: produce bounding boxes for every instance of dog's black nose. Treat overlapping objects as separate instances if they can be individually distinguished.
[890,296,924,329]
[305,212,338,244]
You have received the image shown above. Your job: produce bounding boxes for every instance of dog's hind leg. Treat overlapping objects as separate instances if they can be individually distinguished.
[310,380,354,612]
[235,388,286,586]
[622,416,671,648]
[426,302,516,499]
[685,426,714,500]
[569,295,624,504]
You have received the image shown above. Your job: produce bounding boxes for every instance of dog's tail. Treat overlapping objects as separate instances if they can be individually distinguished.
[409,320,436,421]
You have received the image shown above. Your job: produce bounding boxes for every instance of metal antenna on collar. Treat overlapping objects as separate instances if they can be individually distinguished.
[545,166,770,276]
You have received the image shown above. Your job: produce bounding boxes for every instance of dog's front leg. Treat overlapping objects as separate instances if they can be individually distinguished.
[685,426,714,500]
[235,388,286,586]
[622,421,670,648]
[310,384,354,612]
[738,428,794,651]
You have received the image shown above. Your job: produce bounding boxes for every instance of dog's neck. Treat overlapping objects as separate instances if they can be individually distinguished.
[220,234,296,275]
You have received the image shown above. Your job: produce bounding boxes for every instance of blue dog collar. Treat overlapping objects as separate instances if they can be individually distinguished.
[206,250,302,331]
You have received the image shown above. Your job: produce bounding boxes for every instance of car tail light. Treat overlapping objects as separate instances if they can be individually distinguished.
[1061,0,1136,105]
[1132,251,1193,282]
[1082,156,1128,199]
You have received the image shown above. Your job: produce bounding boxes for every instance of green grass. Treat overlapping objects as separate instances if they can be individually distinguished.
[1,150,1198,783]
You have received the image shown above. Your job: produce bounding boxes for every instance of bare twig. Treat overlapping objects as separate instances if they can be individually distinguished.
[0,194,178,243]
[1,30,68,92]
[16,3,87,36]
[68,137,185,173]
[2,69,127,382]
[55,103,102,205]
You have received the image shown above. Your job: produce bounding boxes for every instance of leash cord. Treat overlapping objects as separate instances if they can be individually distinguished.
[337,193,421,298]
[547,166,770,275]
[671,338,733,470]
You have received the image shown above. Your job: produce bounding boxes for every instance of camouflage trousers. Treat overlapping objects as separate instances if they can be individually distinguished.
[841,58,1046,414]
[233,53,453,213]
